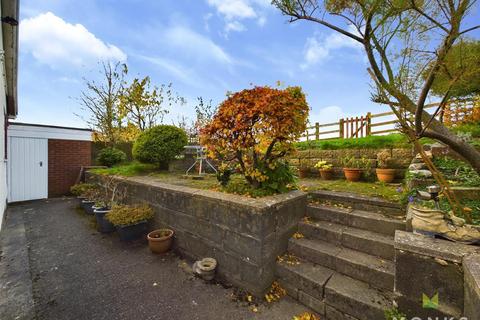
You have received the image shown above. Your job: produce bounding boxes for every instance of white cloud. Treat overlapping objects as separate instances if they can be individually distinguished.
[301,27,362,69]
[225,21,246,33]
[206,0,268,34]
[20,12,126,68]
[163,26,232,64]
[309,105,346,124]
[207,0,256,20]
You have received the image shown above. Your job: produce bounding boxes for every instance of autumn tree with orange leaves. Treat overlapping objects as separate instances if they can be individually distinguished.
[201,86,309,190]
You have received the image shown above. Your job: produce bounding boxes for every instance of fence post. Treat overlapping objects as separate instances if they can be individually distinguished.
[339,119,344,138]
[315,122,319,140]
[366,112,372,136]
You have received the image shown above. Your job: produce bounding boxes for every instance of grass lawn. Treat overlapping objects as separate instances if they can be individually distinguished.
[298,178,403,202]
[295,133,436,151]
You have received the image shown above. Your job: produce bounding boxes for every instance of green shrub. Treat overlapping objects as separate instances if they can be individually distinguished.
[105,204,154,226]
[384,307,406,320]
[133,125,188,168]
[70,183,97,196]
[97,147,127,167]
[451,122,480,138]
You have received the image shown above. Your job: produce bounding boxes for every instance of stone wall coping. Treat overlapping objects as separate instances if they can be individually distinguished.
[464,254,480,296]
[96,174,307,212]
[395,230,480,263]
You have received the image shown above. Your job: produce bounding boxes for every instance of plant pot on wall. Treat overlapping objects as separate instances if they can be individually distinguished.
[94,208,115,233]
[343,168,363,182]
[298,168,309,178]
[147,229,174,254]
[117,221,149,241]
[376,168,396,183]
[319,169,334,180]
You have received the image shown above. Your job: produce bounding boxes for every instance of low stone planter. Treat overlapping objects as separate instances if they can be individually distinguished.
[394,231,480,319]
[88,173,307,296]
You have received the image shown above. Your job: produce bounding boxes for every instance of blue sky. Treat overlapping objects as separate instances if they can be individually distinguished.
[17,0,480,129]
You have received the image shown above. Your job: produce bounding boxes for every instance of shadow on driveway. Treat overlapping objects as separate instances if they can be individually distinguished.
[1,198,310,320]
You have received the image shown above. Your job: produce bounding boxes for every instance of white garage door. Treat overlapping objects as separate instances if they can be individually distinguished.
[8,137,48,202]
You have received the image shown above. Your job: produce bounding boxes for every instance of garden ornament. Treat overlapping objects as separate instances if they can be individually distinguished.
[410,205,480,244]
[193,257,217,281]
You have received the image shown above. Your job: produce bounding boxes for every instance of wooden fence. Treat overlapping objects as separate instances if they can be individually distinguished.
[303,98,478,141]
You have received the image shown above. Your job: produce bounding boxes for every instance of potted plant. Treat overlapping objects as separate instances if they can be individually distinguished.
[376,150,396,183]
[80,187,100,215]
[70,183,96,205]
[93,177,127,233]
[314,161,334,180]
[341,156,371,182]
[106,204,154,241]
[147,229,174,254]
[298,164,310,178]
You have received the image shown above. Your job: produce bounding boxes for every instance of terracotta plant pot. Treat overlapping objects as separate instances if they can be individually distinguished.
[376,168,396,183]
[147,229,174,254]
[298,169,309,179]
[343,168,362,182]
[319,169,334,180]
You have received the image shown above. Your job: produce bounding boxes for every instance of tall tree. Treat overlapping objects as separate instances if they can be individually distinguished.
[77,61,127,144]
[119,79,185,131]
[272,0,480,173]
[427,39,480,98]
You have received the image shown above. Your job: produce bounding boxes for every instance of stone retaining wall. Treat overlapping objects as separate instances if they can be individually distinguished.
[394,231,480,319]
[290,148,413,179]
[88,173,307,296]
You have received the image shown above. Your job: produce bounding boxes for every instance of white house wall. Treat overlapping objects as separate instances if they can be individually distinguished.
[0,5,9,229]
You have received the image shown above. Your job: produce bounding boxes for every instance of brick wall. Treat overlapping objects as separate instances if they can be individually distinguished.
[48,139,91,197]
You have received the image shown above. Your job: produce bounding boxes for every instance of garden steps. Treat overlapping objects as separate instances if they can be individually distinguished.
[298,219,395,260]
[309,189,404,216]
[276,258,393,320]
[288,238,394,291]
[275,200,405,319]
[307,204,406,237]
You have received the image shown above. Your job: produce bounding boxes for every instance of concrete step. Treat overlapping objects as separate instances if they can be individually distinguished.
[307,204,405,237]
[309,189,404,216]
[276,258,393,320]
[289,238,394,291]
[298,220,395,261]
[325,272,393,320]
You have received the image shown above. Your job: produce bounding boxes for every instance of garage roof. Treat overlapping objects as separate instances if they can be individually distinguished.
[8,122,93,141]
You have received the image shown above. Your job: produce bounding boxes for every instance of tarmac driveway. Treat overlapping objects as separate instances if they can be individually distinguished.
[0,198,310,320]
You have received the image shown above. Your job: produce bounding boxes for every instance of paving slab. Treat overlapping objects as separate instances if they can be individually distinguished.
[0,198,311,320]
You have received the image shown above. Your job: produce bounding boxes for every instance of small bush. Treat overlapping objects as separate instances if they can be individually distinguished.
[105,204,154,226]
[70,183,97,197]
[97,147,127,167]
[133,125,188,168]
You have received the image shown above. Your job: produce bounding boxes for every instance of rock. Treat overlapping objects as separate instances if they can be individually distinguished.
[415,151,433,159]
[409,169,433,178]
[408,163,427,171]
